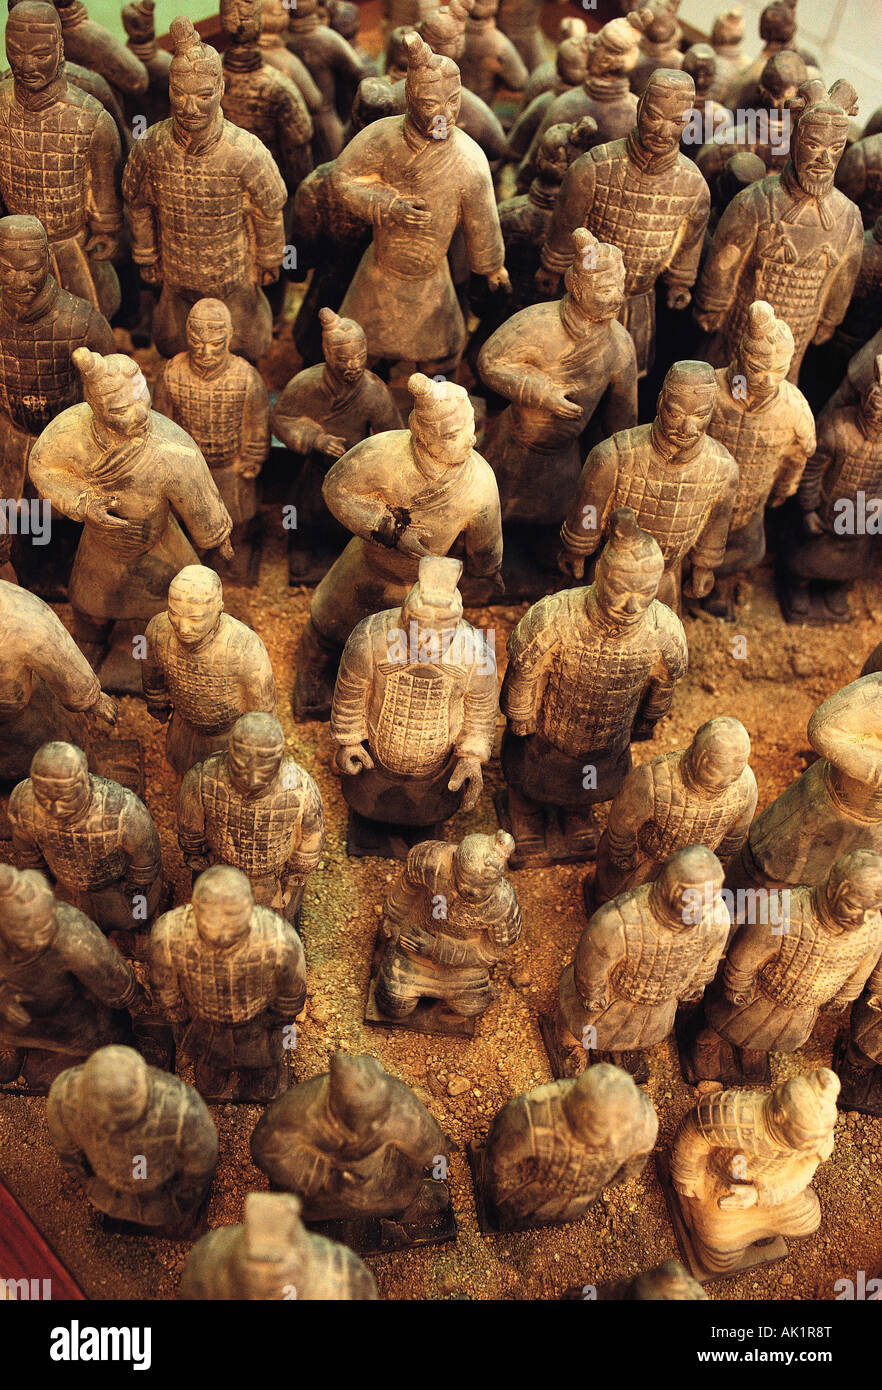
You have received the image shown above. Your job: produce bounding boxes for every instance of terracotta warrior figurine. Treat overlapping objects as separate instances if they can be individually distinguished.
[725,0,818,110]
[150,865,307,1102]
[669,1068,839,1278]
[728,674,882,893]
[508,35,590,184]
[286,0,368,161]
[594,718,756,908]
[482,1063,658,1228]
[178,712,325,922]
[695,78,864,385]
[500,509,688,864]
[122,17,287,362]
[0,582,117,782]
[219,0,313,195]
[250,1051,451,1230]
[696,51,806,183]
[703,300,815,619]
[152,298,270,575]
[143,566,276,776]
[121,0,171,124]
[331,31,508,374]
[781,354,882,624]
[680,45,731,155]
[293,372,503,718]
[559,361,739,612]
[0,2,124,320]
[496,0,545,73]
[478,226,637,526]
[180,1192,379,1301]
[836,128,882,232]
[47,1044,217,1233]
[50,0,148,104]
[28,349,232,666]
[517,16,588,110]
[0,864,137,1091]
[625,1260,708,1300]
[706,7,749,103]
[629,0,683,96]
[538,69,710,378]
[838,956,882,1114]
[331,556,497,841]
[9,741,164,937]
[459,0,528,109]
[830,214,882,371]
[373,828,520,1022]
[256,0,323,130]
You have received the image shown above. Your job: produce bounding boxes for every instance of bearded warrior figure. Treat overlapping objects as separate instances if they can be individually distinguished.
[180,1193,379,1301]
[0,2,124,319]
[538,70,710,377]
[477,227,637,525]
[669,1069,840,1279]
[122,17,287,362]
[331,556,497,843]
[178,713,325,922]
[286,0,368,162]
[47,1044,218,1232]
[143,567,276,776]
[695,78,864,384]
[594,718,756,908]
[250,1051,451,1230]
[0,864,137,1092]
[8,741,165,939]
[482,1063,658,1229]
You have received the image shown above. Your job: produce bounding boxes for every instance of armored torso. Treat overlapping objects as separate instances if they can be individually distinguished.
[155,904,295,1024]
[0,80,102,241]
[9,776,135,889]
[759,887,882,1007]
[0,286,99,437]
[160,356,251,471]
[638,752,752,861]
[199,757,316,878]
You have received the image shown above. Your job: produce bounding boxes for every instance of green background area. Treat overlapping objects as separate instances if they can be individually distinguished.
[0,0,211,53]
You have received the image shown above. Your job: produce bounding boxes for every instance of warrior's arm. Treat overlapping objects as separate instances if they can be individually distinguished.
[383,857,428,930]
[463,482,504,579]
[816,209,865,337]
[165,447,233,551]
[238,370,271,473]
[148,916,189,1022]
[559,438,618,557]
[603,334,639,437]
[366,378,405,435]
[270,930,308,1020]
[119,796,163,889]
[769,398,817,503]
[573,907,627,1010]
[28,436,99,522]
[26,605,102,713]
[121,141,160,269]
[84,306,118,356]
[499,598,560,727]
[330,626,373,747]
[277,90,314,189]
[602,764,655,867]
[795,416,836,514]
[506,91,548,159]
[86,112,124,239]
[46,1080,89,1177]
[480,884,522,962]
[715,770,758,866]
[8,790,46,873]
[329,28,370,82]
[862,953,882,1005]
[239,636,277,716]
[330,127,404,227]
[476,319,556,407]
[149,368,173,422]
[721,917,779,1001]
[539,155,596,280]
[689,459,738,574]
[241,147,288,275]
[497,35,529,93]
[693,189,758,326]
[288,772,325,882]
[175,1099,219,1192]
[669,1108,713,1198]
[270,378,327,454]
[322,440,401,541]
[662,181,711,294]
[177,765,210,865]
[142,618,170,715]
[808,673,882,786]
[460,152,506,278]
[636,621,689,732]
[830,946,882,1008]
[69,916,139,1010]
[686,908,731,996]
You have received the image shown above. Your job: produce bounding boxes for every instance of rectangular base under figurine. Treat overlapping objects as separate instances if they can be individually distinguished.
[306,1204,457,1257]
[675,1004,771,1088]
[493,790,598,869]
[364,976,476,1039]
[467,1140,598,1235]
[98,1190,211,1242]
[538,1011,650,1083]
[775,571,852,627]
[346,809,444,861]
[832,1030,882,1117]
[655,1151,788,1285]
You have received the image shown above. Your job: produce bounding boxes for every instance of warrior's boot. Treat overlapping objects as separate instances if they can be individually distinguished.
[292,616,341,720]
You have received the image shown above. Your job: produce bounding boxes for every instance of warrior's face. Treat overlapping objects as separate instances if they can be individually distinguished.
[687,58,714,97]
[193,889,252,949]
[0,894,55,955]
[571,263,626,324]
[221,0,261,43]
[826,876,882,930]
[430,410,476,469]
[0,237,48,317]
[228,735,283,798]
[187,315,232,378]
[32,768,90,822]
[167,587,223,647]
[326,339,367,386]
[738,339,790,403]
[691,740,745,792]
[656,383,714,457]
[793,118,847,198]
[90,373,152,439]
[6,18,62,92]
[170,64,223,135]
[636,86,691,158]
[407,70,461,141]
[594,560,658,626]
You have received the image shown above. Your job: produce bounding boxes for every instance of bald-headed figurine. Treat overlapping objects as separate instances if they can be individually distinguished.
[538,69,710,378]
[46,1044,217,1232]
[8,741,164,940]
[483,1063,658,1228]
[250,1051,451,1228]
[179,1192,379,1301]
[143,566,276,776]
[0,864,137,1092]
[593,717,757,908]
[28,348,233,668]
[149,865,307,1101]
[178,713,325,921]
[152,298,271,571]
[559,360,740,612]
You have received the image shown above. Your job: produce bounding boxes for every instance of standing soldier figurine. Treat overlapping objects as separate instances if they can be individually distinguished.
[121,0,171,124]
[8,741,165,945]
[0,2,124,319]
[331,556,498,856]
[152,299,271,581]
[287,0,368,161]
[537,69,710,378]
[122,16,287,362]
[178,712,325,923]
[143,566,276,777]
[553,847,730,1079]
[497,0,545,73]
[50,0,148,105]
[593,718,756,909]
[668,1068,840,1280]
[331,31,509,375]
[478,1063,658,1230]
[559,361,739,612]
[293,373,502,718]
[0,864,137,1092]
[28,349,232,669]
[501,509,688,866]
[149,865,307,1102]
[458,0,528,109]
[837,955,882,1116]
[695,78,864,384]
[371,829,520,1029]
[46,1043,218,1235]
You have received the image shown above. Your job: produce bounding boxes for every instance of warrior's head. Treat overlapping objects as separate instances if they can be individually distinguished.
[789,77,857,198]
[237,1193,308,1298]
[408,372,475,469]
[732,300,794,403]
[121,0,157,45]
[350,76,400,134]
[587,16,643,79]
[686,716,751,793]
[186,299,233,379]
[711,8,744,49]
[166,565,224,649]
[635,69,695,160]
[565,227,626,325]
[72,348,151,439]
[759,0,797,48]
[453,829,514,902]
[651,844,725,932]
[717,151,766,211]
[820,850,882,931]
[469,0,497,20]
[259,0,290,41]
[227,712,286,798]
[191,864,254,950]
[534,119,597,192]
[403,30,461,141]
[291,0,320,20]
[418,0,472,62]
[0,215,51,319]
[30,741,91,823]
[5,2,63,95]
[169,15,224,136]
[385,26,414,83]
[556,35,589,88]
[858,354,882,435]
[640,0,681,45]
[654,360,716,460]
[81,1045,151,1132]
[593,507,664,627]
[682,43,716,100]
[327,1052,390,1134]
[758,49,806,112]
[400,554,464,638]
[319,307,367,387]
[628,1260,707,1301]
[220,0,263,45]
[564,1061,657,1150]
[0,864,57,956]
[765,1067,839,1160]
